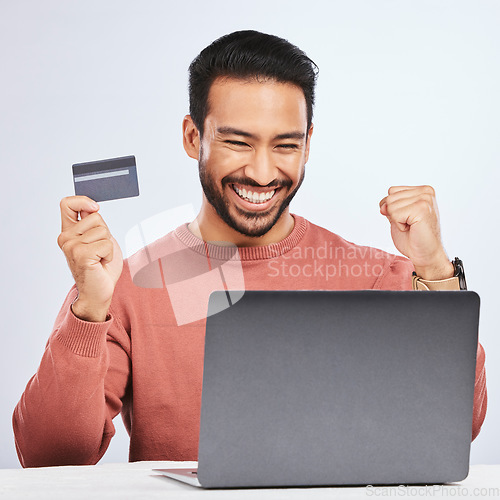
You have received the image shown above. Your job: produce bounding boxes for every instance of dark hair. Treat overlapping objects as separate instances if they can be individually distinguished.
[188,30,319,136]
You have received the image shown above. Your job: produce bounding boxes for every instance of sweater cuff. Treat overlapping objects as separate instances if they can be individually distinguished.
[54,306,114,357]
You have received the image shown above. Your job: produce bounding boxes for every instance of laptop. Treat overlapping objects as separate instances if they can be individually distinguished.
[154,290,480,488]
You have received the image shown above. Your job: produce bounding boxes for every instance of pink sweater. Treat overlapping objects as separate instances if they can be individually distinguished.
[13,215,487,467]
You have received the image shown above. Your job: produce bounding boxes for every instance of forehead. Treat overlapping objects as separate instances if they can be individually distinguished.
[205,77,308,134]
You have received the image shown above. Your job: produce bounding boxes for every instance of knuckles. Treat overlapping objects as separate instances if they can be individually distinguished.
[386,185,436,197]
[69,243,85,262]
[56,232,66,249]
[103,240,114,259]
[383,193,436,221]
[59,196,74,210]
[57,224,112,257]
[84,211,105,226]
[415,198,433,214]
[384,187,436,211]
[421,185,435,196]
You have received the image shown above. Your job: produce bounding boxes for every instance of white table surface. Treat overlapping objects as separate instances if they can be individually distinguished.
[1,462,498,499]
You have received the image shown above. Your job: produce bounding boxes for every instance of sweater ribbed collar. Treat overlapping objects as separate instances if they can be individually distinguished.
[174,214,308,261]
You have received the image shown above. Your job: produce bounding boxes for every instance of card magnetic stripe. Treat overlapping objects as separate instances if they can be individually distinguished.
[72,155,136,176]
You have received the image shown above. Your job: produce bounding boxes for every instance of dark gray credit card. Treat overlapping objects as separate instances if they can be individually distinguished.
[73,155,140,202]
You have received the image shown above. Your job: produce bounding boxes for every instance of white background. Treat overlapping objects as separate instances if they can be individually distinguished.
[1,0,498,468]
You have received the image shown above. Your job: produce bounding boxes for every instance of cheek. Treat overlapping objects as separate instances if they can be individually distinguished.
[278,154,305,181]
[210,148,251,172]
[205,145,306,182]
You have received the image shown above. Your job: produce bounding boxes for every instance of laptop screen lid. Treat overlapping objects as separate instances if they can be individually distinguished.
[194,290,480,488]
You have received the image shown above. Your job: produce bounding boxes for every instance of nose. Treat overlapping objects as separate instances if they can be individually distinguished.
[243,148,279,186]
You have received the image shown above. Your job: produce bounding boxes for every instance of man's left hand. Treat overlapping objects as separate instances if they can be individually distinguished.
[379,185,454,281]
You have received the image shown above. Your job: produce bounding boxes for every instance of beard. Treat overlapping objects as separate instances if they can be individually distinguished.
[198,156,305,238]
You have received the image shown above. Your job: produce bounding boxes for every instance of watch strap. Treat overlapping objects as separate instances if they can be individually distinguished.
[412,273,461,291]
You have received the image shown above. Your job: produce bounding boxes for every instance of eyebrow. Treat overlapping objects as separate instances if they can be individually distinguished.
[216,126,305,141]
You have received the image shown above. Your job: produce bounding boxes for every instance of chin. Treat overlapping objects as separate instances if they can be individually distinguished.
[225,205,285,238]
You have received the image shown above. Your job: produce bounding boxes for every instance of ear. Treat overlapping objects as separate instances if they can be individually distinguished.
[304,123,314,164]
[182,115,200,160]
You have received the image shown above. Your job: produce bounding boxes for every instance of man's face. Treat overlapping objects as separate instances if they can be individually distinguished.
[197,77,312,238]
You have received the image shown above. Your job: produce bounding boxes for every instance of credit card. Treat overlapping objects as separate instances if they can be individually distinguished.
[73,155,139,202]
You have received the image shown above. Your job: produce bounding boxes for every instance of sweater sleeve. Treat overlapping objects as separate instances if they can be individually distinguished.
[375,254,487,442]
[12,285,131,467]
[471,342,487,441]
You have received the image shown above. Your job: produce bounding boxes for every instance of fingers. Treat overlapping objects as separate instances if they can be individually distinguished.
[89,238,115,265]
[381,194,436,232]
[380,186,436,214]
[76,225,111,245]
[60,196,100,232]
[383,194,435,215]
[58,211,110,250]
[57,194,114,266]
[379,185,435,208]
[387,185,435,197]
[379,185,438,234]
[63,238,114,268]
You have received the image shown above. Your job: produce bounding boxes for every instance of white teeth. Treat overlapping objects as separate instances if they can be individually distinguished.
[233,185,275,204]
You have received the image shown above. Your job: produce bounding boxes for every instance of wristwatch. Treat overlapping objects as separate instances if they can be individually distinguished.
[452,257,467,290]
[412,257,467,291]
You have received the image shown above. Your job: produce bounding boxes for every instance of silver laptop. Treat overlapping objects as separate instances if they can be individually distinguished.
[154,290,480,488]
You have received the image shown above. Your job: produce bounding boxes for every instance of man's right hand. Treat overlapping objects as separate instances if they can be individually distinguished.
[57,196,123,322]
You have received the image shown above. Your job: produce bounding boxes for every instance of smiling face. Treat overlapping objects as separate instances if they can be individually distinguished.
[183,76,313,245]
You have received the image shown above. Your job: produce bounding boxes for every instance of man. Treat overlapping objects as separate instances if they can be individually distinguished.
[13,30,487,467]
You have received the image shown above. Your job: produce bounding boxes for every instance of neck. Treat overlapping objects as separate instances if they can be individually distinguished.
[188,202,295,247]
